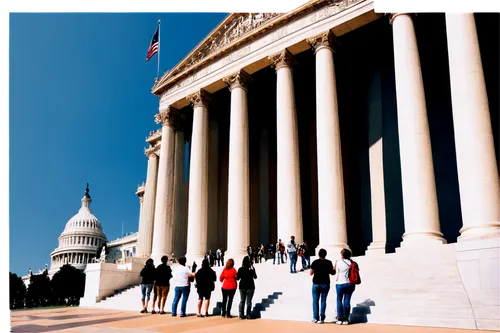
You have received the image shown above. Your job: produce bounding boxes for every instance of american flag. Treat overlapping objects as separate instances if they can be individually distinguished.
[146,27,159,62]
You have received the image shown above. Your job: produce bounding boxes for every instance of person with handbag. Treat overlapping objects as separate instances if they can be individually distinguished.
[195,258,216,317]
[333,248,357,325]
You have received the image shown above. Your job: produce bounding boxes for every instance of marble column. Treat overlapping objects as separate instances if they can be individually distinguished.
[186,89,211,265]
[269,50,303,243]
[137,148,159,257]
[391,13,445,246]
[258,127,270,245]
[172,123,187,257]
[365,55,389,254]
[223,70,252,263]
[150,107,179,264]
[135,183,145,250]
[446,14,500,240]
[307,31,348,255]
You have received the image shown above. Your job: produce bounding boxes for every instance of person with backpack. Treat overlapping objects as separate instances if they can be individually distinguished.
[154,255,173,314]
[310,248,335,323]
[139,258,156,313]
[195,258,216,317]
[333,248,360,325]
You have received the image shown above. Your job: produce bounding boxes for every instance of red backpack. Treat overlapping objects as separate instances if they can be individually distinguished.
[344,260,361,285]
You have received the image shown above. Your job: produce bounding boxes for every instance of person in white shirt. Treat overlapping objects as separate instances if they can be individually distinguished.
[171,256,195,317]
[333,248,355,325]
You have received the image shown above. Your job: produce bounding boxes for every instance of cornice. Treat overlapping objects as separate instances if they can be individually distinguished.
[152,0,358,96]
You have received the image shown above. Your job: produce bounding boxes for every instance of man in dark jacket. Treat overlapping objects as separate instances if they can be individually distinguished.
[154,255,173,314]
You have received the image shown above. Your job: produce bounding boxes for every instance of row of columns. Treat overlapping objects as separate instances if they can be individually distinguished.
[137,13,499,264]
[52,252,94,266]
[61,236,103,247]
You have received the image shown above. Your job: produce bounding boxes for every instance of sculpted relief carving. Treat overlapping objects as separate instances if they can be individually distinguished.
[160,0,364,98]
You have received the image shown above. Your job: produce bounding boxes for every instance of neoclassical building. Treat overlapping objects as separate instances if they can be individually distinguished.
[133,1,499,267]
[49,185,107,275]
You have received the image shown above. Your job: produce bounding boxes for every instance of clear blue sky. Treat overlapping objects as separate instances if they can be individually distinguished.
[9,13,227,276]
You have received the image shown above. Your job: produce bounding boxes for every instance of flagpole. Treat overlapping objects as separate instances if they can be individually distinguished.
[157,19,161,80]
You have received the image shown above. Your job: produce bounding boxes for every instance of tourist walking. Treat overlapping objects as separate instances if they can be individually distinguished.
[154,255,173,314]
[237,256,257,319]
[171,256,195,317]
[219,258,238,318]
[195,258,216,317]
[334,248,357,325]
[287,236,298,274]
[139,258,156,313]
[216,248,222,266]
[310,248,335,323]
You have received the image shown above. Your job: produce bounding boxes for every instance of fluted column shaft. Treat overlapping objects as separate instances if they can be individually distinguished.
[137,152,159,257]
[269,50,303,242]
[223,71,251,262]
[391,13,445,245]
[186,90,211,265]
[150,107,178,264]
[307,32,348,254]
[446,14,500,240]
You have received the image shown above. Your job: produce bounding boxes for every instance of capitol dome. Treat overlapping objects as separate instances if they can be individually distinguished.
[49,184,107,274]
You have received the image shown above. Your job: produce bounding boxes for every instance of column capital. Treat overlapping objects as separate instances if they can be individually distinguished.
[144,144,160,157]
[187,89,211,108]
[136,182,145,197]
[389,13,413,25]
[268,49,295,71]
[306,31,338,54]
[223,69,252,91]
[154,106,184,129]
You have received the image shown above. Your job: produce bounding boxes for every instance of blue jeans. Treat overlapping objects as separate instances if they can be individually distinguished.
[141,284,153,301]
[312,284,330,321]
[273,251,284,265]
[172,286,190,316]
[301,255,310,269]
[239,289,255,317]
[289,252,297,273]
[336,283,355,320]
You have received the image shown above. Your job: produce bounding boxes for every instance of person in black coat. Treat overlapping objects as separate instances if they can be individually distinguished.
[195,258,216,317]
[139,258,156,313]
[237,256,257,319]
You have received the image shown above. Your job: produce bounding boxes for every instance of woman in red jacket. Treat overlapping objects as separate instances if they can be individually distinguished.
[219,258,237,318]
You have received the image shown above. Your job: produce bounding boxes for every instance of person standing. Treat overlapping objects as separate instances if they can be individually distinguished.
[154,255,173,315]
[287,236,298,274]
[216,248,222,266]
[139,258,156,313]
[310,248,335,323]
[171,256,195,318]
[195,258,216,317]
[237,256,257,319]
[219,258,238,318]
[299,240,311,271]
[334,248,356,325]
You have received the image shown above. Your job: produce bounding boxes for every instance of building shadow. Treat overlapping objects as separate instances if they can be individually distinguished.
[350,298,376,324]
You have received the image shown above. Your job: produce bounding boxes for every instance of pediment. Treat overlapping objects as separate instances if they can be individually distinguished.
[153,12,284,94]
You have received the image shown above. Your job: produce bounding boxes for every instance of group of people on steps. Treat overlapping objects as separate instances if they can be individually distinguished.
[139,254,258,319]
[139,238,359,324]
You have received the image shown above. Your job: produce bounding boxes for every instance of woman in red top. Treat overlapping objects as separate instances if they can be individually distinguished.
[219,258,237,318]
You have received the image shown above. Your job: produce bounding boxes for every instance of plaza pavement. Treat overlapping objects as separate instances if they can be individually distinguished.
[10,307,486,333]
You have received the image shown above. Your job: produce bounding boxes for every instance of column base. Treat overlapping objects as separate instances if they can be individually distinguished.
[401,230,446,248]
[224,250,249,267]
[315,244,349,259]
[458,222,500,242]
[366,241,388,255]
[185,253,206,267]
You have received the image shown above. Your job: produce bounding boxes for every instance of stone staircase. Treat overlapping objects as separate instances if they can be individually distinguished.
[83,243,500,330]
